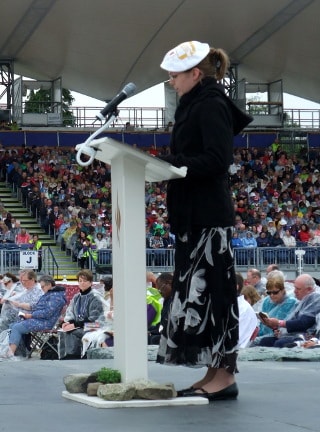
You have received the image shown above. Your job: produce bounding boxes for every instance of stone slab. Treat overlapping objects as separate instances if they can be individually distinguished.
[238,346,320,361]
[62,390,209,408]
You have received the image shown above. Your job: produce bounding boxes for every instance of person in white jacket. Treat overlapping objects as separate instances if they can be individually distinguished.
[236,273,258,348]
[282,229,297,247]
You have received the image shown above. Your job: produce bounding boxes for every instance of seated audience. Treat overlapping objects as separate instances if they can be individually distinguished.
[0,273,22,304]
[297,223,311,245]
[240,284,261,310]
[0,270,43,332]
[2,275,66,359]
[282,229,297,247]
[58,269,105,359]
[265,264,279,275]
[95,232,109,249]
[235,273,258,348]
[231,232,243,248]
[149,272,173,345]
[270,232,284,247]
[246,268,266,296]
[256,231,270,247]
[15,228,31,245]
[258,274,320,347]
[254,271,298,344]
[242,231,257,248]
[82,273,164,354]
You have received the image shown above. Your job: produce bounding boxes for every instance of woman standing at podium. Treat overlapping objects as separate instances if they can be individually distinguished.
[157,41,252,400]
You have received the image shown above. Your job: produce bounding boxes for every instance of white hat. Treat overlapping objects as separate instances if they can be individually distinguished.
[160,41,210,72]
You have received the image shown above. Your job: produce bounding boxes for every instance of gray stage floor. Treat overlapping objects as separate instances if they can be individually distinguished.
[0,357,319,432]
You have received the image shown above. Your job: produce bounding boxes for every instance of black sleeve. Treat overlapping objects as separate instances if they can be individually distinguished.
[286,315,315,333]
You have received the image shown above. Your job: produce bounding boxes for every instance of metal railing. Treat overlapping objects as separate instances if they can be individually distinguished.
[42,246,59,278]
[0,245,58,277]
[283,108,320,129]
[89,248,175,275]
[63,106,320,130]
[60,105,167,130]
[2,244,319,277]
[93,245,320,276]
[0,246,23,274]
[234,246,320,274]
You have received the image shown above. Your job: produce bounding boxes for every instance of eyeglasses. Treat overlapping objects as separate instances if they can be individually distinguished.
[168,68,193,81]
[168,73,180,80]
[266,290,281,295]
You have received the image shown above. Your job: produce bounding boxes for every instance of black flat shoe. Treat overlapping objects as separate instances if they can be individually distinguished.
[177,386,196,397]
[177,387,208,398]
[206,383,238,401]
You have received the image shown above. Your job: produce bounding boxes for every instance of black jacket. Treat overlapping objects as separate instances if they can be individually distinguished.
[160,78,252,234]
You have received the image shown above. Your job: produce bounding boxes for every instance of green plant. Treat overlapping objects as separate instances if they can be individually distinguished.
[96,367,121,384]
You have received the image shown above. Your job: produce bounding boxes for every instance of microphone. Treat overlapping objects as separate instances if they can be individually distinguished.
[96,82,136,122]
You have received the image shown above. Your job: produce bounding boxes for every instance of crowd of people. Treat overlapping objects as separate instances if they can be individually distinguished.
[230,145,320,250]
[1,126,320,364]
[1,264,320,361]
[233,265,320,350]
[0,267,173,360]
[0,144,176,269]
[1,141,320,271]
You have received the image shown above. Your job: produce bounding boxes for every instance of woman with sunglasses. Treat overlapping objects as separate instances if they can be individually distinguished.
[254,271,297,345]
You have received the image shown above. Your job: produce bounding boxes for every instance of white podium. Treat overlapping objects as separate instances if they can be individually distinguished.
[75,137,186,382]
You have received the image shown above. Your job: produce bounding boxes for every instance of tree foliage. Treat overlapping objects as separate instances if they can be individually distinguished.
[24,88,75,126]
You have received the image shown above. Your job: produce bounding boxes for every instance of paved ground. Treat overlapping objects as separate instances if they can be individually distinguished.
[0,357,319,432]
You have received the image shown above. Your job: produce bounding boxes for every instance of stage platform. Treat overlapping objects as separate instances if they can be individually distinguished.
[0,357,319,432]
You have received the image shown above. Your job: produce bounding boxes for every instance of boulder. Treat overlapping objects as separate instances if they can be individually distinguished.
[87,382,102,396]
[63,373,90,393]
[97,383,136,401]
[132,379,177,399]
[64,374,177,401]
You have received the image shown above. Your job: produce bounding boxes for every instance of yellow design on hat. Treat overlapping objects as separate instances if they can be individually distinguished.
[160,41,210,72]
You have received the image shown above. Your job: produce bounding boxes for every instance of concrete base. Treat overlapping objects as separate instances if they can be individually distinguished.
[62,390,209,408]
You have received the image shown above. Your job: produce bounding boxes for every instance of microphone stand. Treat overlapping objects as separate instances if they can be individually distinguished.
[76,110,118,167]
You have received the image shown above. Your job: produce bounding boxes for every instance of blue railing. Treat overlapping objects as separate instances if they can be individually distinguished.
[95,246,320,275]
[93,248,175,274]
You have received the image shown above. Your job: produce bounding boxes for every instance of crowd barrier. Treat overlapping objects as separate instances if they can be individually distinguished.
[95,248,175,274]
[233,246,320,272]
[97,246,320,275]
[0,243,36,274]
[3,241,319,278]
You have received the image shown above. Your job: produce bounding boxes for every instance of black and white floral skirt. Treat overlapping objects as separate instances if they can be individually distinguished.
[157,227,239,373]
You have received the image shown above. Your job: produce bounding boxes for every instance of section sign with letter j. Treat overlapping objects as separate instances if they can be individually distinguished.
[20,250,38,269]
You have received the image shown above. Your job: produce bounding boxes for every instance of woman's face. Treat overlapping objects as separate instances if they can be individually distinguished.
[20,275,35,290]
[267,287,285,304]
[78,276,91,291]
[168,68,201,97]
[3,279,13,289]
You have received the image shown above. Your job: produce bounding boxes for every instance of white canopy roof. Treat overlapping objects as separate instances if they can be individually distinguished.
[0,0,319,103]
